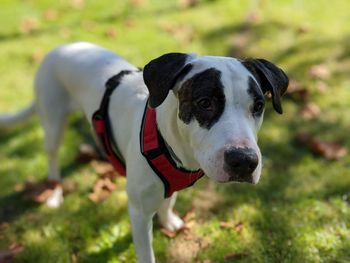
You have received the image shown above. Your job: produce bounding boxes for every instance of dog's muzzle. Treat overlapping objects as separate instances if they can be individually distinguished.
[223,147,258,183]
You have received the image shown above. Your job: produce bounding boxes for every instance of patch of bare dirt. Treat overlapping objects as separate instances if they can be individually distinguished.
[168,230,209,263]
[192,182,223,219]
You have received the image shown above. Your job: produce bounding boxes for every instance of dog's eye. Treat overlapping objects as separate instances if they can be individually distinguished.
[252,100,264,115]
[197,98,212,110]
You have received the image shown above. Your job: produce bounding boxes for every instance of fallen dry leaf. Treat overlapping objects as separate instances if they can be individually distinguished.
[219,221,235,229]
[178,0,199,9]
[23,180,62,203]
[224,252,248,260]
[0,223,9,233]
[160,23,194,45]
[286,80,310,101]
[160,208,197,238]
[183,208,196,223]
[89,176,117,203]
[124,17,136,28]
[245,11,262,25]
[309,64,330,80]
[71,254,78,263]
[33,187,58,203]
[0,223,9,241]
[160,223,185,239]
[297,24,310,34]
[160,228,178,238]
[220,221,244,233]
[300,102,321,120]
[0,243,24,263]
[105,27,118,39]
[75,143,98,163]
[182,208,197,231]
[61,180,77,194]
[14,183,25,192]
[234,222,244,233]
[19,179,76,204]
[232,32,249,45]
[90,160,118,178]
[315,80,328,93]
[296,133,347,160]
[88,160,122,202]
[129,0,147,6]
[42,9,58,21]
[30,49,44,64]
[70,0,85,9]
[19,17,39,34]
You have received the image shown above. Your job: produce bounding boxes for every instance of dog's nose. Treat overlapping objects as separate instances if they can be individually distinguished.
[224,147,258,177]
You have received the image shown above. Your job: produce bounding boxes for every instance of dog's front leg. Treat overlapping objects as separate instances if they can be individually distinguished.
[157,193,184,232]
[129,205,156,263]
[126,156,165,262]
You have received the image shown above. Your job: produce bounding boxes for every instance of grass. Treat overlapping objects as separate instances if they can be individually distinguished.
[1,0,350,262]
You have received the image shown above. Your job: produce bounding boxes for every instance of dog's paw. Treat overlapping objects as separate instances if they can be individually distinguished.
[46,186,63,208]
[159,212,185,232]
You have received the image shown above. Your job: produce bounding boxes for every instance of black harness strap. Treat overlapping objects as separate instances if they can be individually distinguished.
[92,70,136,175]
[96,70,135,117]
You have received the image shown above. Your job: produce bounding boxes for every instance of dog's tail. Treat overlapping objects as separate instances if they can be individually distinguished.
[0,101,36,127]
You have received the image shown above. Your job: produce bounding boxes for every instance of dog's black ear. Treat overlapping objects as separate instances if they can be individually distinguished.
[143,53,193,108]
[242,59,289,114]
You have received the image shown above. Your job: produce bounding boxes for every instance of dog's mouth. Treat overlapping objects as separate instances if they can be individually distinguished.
[203,157,262,184]
[223,163,256,184]
[195,144,262,184]
[228,174,254,183]
[214,172,254,184]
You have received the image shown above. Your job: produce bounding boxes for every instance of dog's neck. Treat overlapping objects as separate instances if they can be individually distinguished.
[155,93,200,170]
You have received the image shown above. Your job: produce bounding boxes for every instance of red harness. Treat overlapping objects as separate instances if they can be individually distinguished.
[92,71,204,197]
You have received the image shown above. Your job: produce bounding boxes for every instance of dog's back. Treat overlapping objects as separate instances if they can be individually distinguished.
[35,42,139,119]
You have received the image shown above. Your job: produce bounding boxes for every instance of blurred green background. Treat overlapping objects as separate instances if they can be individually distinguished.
[1,0,350,262]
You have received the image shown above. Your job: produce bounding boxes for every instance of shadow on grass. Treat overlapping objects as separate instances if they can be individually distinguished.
[203,18,350,82]
[13,196,132,263]
[82,234,133,263]
[0,162,87,224]
[0,192,38,223]
[0,114,100,223]
[0,119,38,145]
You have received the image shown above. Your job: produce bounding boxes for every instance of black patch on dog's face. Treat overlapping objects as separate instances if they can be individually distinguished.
[248,77,264,101]
[178,68,225,129]
[248,77,265,117]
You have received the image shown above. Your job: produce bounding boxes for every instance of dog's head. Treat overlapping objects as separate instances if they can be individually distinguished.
[143,53,288,184]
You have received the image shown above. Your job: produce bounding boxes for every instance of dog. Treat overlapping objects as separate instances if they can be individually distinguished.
[0,42,288,262]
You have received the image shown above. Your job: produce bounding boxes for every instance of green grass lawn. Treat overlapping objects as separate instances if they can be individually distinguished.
[1,0,350,262]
